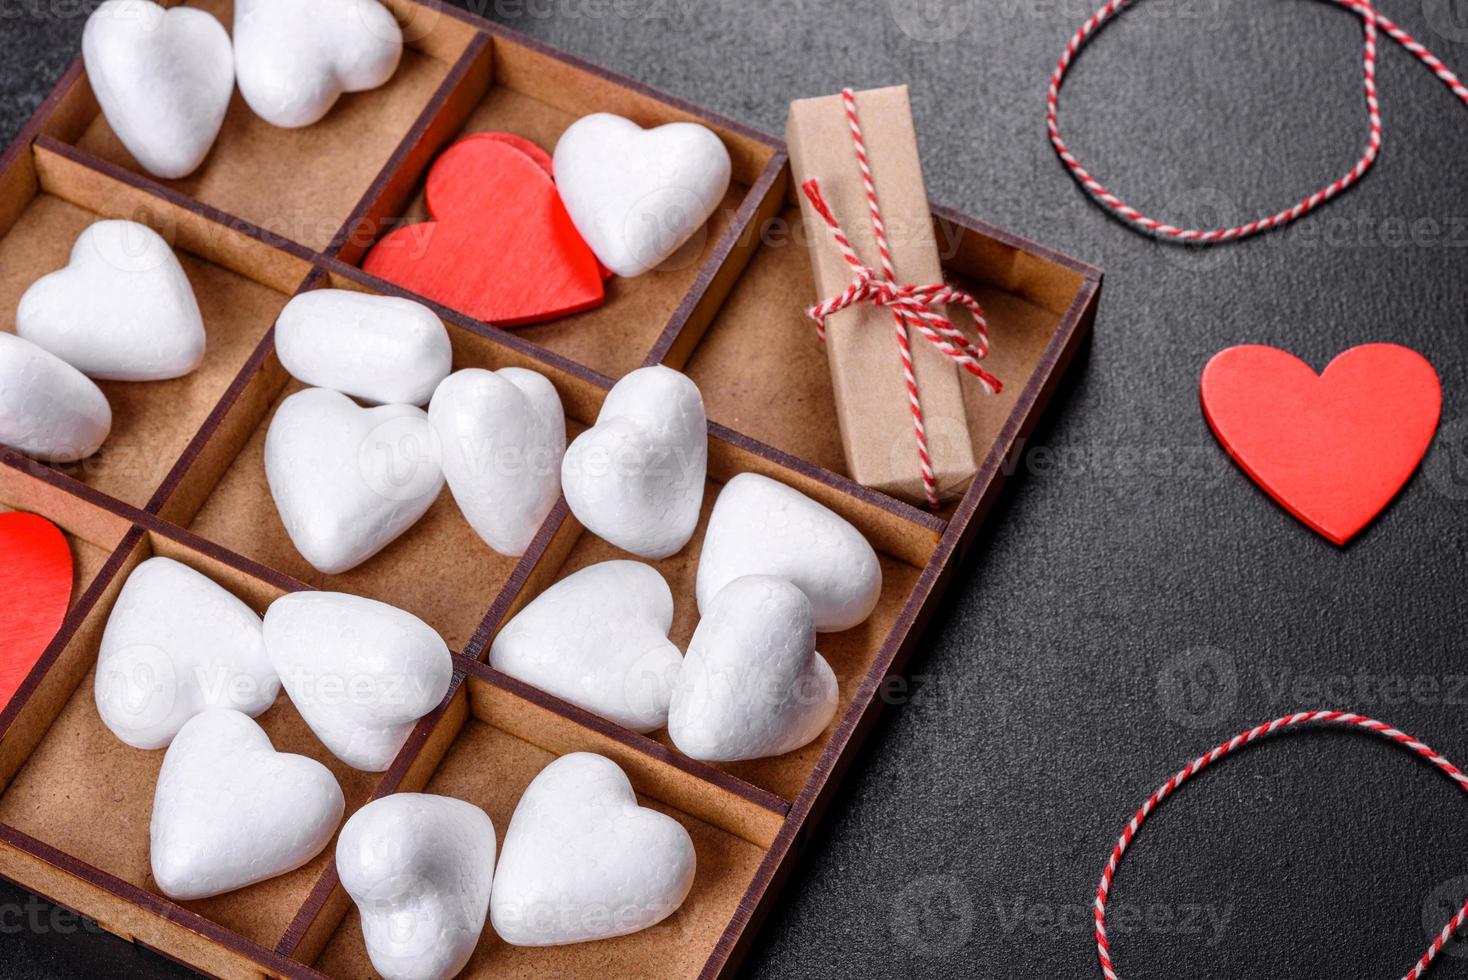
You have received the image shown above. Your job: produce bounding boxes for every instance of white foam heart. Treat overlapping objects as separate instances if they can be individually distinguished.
[668,575,838,762]
[263,591,453,772]
[234,0,403,129]
[490,752,695,946]
[338,793,495,980]
[264,387,444,575]
[275,290,451,406]
[697,473,882,632]
[0,333,111,462]
[429,367,566,558]
[561,365,706,559]
[95,557,280,750]
[489,561,680,732]
[18,221,206,381]
[150,708,344,901]
[553,113,732,277]
[82,0,234,180]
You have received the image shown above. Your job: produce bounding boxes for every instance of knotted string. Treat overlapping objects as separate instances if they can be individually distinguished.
[1047,0,1468,242]
[802,88,1002,508]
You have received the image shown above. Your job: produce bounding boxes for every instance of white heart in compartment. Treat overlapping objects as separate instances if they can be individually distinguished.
[263,591,453,772]
[337,793,496,980]
[696,473,882,632]
[0,333,111,462]
[490,752,696,946]
[18,221,206,382]
[82,0,234,180]
[553,113,732,277]
[264,387,445,575]
[561,365,706,559]
[668,575,838,762]
[150,708,344,901]
[275,289,451,406]
[95,556,280,751]
[233,0,403,129]
[429,367,567,558]
[489,561,681,733]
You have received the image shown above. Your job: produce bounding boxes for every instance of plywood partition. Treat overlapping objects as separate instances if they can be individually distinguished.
[3,147,311,510]
[0,1,1101,976]
[327,22,782,380]
[34,138,317,294]
[57,1,479,252]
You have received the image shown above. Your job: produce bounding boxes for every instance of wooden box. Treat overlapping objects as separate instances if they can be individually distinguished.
[0,1,1102,977]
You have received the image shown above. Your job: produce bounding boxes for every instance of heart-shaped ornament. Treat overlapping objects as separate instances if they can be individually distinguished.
[233,0,402,129]
[264,387,444,575]
[95,557,280,750]
[18,221,206,381]
[82,0,234,179]
[0,333,112,462]
[697,473,882,632]
[364,134,605,325]
[263,591,453,772]
[0,512,72,712]
[669,575,838,762]
[337,793,496,980]
[150,708,344,901]
[429,367,567,557]
[553,113,732,277]
[1201,344,1441,545]
[489,561,680,732]
[274,289,451,407]
[490,752,695,946]
[561,365,707,559]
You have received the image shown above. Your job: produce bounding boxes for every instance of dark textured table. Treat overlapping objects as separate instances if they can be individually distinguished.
[4,1,1468,977]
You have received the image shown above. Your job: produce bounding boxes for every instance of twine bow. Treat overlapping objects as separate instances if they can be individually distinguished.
[802,89,1001,509]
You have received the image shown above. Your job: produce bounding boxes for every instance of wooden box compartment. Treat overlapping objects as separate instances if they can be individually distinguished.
[0,522,383,954]
[332,28,782,380]
[0,141,313,509]
[302,663,781,979]
[0,1,1102,977]
[44,0,481,251]
[471,438,935,804]
[150,261,619,653]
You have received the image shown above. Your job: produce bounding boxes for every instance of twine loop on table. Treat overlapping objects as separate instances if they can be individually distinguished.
[802,88,1001,509]
[1047,0,1468,242]
[1097,710,1468,980]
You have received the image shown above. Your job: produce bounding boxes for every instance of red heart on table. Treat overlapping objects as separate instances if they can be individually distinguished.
[363,132,606,325]
[0,512,73,710]
[1200,343,1441,545]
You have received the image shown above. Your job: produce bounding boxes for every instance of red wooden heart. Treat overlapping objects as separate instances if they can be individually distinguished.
[1200,343,1441,545]
[0,512,73,710]
[363,133,605,325]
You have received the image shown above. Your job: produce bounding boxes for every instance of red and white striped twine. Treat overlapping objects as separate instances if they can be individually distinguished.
[802,89,1002,509]
[1097,710,1468,980]
[1048,0,1468,242]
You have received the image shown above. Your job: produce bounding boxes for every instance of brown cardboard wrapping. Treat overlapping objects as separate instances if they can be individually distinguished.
[786,86,977,504]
